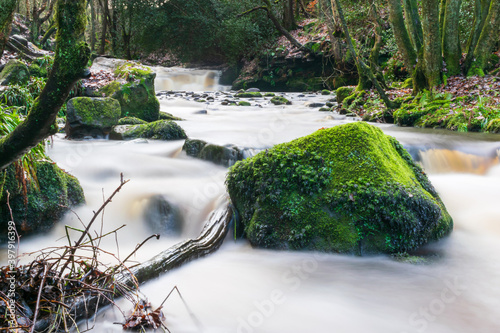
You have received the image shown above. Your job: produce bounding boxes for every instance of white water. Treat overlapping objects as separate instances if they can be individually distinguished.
[8,69,500,333]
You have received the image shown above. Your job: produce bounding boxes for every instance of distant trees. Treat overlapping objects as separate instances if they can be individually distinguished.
[0,0,18,57]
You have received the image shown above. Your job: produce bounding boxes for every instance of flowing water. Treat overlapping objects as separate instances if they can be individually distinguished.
[6,68,500,333]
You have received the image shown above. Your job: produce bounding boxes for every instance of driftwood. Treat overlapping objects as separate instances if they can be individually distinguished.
[56,204,234,330]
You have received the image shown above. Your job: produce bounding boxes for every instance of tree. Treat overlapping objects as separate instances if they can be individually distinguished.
[0,0,19,57]
[0,0,91,170]
[388,0,500,91]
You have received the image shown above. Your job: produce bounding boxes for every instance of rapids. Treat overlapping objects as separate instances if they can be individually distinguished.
[5,67,500,333]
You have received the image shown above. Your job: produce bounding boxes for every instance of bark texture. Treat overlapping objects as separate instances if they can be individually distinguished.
[443,0,462,75]
[421,0,442,87]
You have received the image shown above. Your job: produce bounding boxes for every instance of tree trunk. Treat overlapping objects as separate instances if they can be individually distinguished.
[40,19,56,45]
[443,0,463,75]
[99,0,108,54]
[387,0,418,72]
[403,0,424,52]
[283,0,296,30]
[0,0,91,171]
[0,0,18,57]
[90,0,96,51]
[320,0,343,62]
[421,0,442,88]
[468,0,500,75]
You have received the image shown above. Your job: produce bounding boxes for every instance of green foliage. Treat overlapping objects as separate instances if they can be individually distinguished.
[0,77,47,114]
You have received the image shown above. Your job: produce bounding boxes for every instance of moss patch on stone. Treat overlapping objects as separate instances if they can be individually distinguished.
[238,101,251,106]
[336,86,355,104]
[159,111,183,121]
[270,96,291,105]
[227,122,452,254]
[235,91,263,98]
[118,117,147,125]
[0,59,29,85]
[121,120,187,140]
[0,161,85,242]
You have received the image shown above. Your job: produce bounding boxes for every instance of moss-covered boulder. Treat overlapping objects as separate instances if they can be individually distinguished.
[0,59,30,85]
[159,111,182,121]
[227,122,452,254]
[235,91,263,98]
[270,96,291,105]
[238,101,251,106]
[99,63,160,122]
[182,138,243,167]
[0,161,85,242]
[336,86,355,104]
[116,120,187,141]
[65,97,121,138]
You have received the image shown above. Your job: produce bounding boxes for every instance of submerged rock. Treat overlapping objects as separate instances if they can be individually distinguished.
[143,195,183,236]
[65,97,121,138]
[270,96,291,105]
[227,122,453,254]
[0,161,85,242]
[183,139,244,167]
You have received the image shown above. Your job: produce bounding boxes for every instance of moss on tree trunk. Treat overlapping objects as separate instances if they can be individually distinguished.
[422,0,442,87]
[443,0,463,75]
[0,0,18,57]
[0,0,91,170]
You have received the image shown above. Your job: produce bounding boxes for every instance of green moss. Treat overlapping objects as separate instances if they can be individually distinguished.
[319,107,332,112]
[321,89,331,95]
[270,96,291,105]
[0,161,85,241]
[336,86,355,104]
[486,119,500,133]
[235,91,263,98]
[99,80,122,97]
[238,101,251,106]
[68,97,121,128]
[227,122,452,254]
[0,59,29,85]
[402,78,413,88]
[121,120,187,140]
[118,117,147,125]
[114,63,154,80]
[183,138,207,157]
[264,92,276,97]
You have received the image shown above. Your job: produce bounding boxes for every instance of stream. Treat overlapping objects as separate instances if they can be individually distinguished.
[11,65,500,332]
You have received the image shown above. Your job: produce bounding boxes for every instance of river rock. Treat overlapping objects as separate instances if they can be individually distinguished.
[111,120,187,141]
[0,59,29,85]
[227,122,453,254]
[143,195,183,236]
[183,138,244,167]
[99,62,160,122]
[304,101,325,108]
[65,97,121,139]
[0,161,85,243]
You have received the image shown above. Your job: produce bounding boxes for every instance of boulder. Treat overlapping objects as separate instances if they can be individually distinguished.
[143,195,183,236]
[270,96,291,105]
[112,120,187,141]
[336,86,355,104]
[0,161,85,242]
[99,63,160,122]
[65,97,121,139]
[227,122,453,254]
[0,59,29,85]
[183,138,244,167]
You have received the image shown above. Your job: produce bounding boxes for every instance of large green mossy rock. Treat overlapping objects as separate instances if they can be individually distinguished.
[114,120,187,141]
[0,59,29,85]
[0,161,85,242]
[99,63,160,122]
[65,97,121,138]
[227,122,452,254]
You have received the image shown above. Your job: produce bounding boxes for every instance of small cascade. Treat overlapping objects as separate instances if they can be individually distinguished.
[154,67,228,91]
[418,148,500,174]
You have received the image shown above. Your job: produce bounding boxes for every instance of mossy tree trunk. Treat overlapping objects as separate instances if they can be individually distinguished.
[467,0,500,75]
[442,0,462,75]
[464,0,489,70]
[421,0,442,87]
[0,0,18,57]
[330,0,397,109]
[387,0,418,71]
[0,0,91,171]
[403,0,423,52]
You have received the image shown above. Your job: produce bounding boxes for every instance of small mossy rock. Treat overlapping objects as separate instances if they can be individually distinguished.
[99,64,160,122]
[227,122,452,254]
[0,59,29,85]
[238,101,251,106]
[28,63,48,78]
[336,86,355,104]
[159,111,183,121]
[0,161,85,242]
[143,195,183,236]
[183,138,208,157]
[264,93,276,97]
[118,117,147,125]
[321,89,331,95]
[120,120,187,141]
[319,107,332,112]
[235,91,263,98]
[271,96,291,105]
[65,97,121,138]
